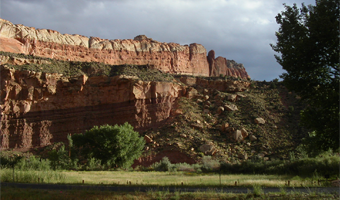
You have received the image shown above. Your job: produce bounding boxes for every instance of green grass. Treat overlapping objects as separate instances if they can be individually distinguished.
[1,186,338,200]
[0,168,65,183]
[0,170,332,188]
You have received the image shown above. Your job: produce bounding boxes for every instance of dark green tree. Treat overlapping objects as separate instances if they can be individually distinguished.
[72,123,145,168]
[271,0,339,153]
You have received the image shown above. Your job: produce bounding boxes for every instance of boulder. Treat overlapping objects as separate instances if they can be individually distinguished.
[203,89,209,95]
[174,142,183,148]
[144,135,153,143]
[224,103,238,111]
[233,130,243,142]
[173,109,183,115]
[199,144,215,155]
[249,134,257,141]
[240,128,249,138]
[220,122,229,132]
[217,106,225,115]
[254,118,265,124]
[236,93,247,98]
[186,87,198,99]
[191,123,204,130]
[226,94,237,102]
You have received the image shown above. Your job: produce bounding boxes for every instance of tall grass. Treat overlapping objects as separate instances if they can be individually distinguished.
[0,168,66,183]
[0,154,65,183]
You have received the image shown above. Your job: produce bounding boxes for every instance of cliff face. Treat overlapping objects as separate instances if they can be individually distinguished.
[0,18,249,79]
[0,64,250,150]
[0,65,184,149]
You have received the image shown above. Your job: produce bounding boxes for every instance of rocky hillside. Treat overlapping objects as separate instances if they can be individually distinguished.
[0,52,306,166]
[0,18,249,79]
[134,77,307,166]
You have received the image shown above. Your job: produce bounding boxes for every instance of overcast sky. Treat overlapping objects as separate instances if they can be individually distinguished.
[1,0,312,80]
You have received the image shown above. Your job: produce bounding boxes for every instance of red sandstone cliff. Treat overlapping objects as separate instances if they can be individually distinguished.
[0,18,250,79]
[0,64,249,150]
[0,65,184,149]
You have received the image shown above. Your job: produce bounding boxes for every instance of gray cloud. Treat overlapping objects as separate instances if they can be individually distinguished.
[1,0,308,80]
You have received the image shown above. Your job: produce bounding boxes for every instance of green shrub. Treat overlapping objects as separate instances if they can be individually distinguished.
[172,163,201,172]
[48,144,73,170]
[85,157,103,171]
[155,157,173,171]
[15,156,50,171]
[201,156,220,172]
[72,123,145,169]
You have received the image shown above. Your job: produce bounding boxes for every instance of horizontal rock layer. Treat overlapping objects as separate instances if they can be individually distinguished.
[0,66,249,150]
[0,18,250,79]
[0,66,184,149]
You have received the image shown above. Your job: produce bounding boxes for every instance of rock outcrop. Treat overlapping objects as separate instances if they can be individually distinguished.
[208,50,249,78]
[0,18,249,79]
[0,65,185,149]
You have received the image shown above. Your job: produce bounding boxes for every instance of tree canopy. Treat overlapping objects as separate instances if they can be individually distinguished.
[72,123,145,168]
[271,0,339,153]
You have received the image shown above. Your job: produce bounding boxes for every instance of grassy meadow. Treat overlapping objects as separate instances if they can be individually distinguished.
[0,169,335,188]
[48,171,335,188]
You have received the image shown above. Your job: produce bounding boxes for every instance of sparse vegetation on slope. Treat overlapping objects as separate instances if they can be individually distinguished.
[139,79,308,165]
[0,51,174,82]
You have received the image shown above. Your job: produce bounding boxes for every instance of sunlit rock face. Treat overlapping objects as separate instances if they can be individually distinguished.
[0,18,249,79]
[0,66,186,149]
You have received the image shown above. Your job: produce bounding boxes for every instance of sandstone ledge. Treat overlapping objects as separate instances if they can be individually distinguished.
[0,18,250,79]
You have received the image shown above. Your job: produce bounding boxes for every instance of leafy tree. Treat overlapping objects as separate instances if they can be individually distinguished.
[271,0,339,153]
[72,123,145,168]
